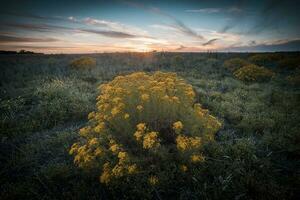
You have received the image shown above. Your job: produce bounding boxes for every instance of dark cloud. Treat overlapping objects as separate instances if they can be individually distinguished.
[246,0,281,34]
[2,23,72,32]
[0,35,59,43]
[186,8,221,13]
[221,0,300,35]
[202,38,219,46]
[3,11,59,21]
[176,45,186,50]
[1,22,146,39]
[219,1,246,33]
[224,39,300,52]
[80,29,138,38]
[170,19,204,40]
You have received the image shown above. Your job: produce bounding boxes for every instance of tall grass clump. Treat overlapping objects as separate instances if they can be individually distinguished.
[70,71,221,197]
[34,78,95,128]
[234,64,275,82]
[69,57,96,70]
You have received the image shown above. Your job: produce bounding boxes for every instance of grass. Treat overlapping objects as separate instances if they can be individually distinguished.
[0,52,299,199]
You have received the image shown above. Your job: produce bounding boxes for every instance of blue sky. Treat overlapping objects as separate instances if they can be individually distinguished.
[0,0,299,53]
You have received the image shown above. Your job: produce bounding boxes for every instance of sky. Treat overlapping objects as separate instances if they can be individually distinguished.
[0,0,299,53]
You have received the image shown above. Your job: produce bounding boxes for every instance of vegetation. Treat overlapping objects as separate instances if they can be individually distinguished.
[69,57,97,70]
[223,57,249,71]
[233,64,275,82]
[278,57,300,70]
[1,52,299,199]
[70,72,221,197]
[286,70,300,85]
[248,53,282,66]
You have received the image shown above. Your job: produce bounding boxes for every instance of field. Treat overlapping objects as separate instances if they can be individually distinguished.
[1,52,299,199]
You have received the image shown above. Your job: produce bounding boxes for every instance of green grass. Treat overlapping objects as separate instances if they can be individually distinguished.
[0,52,299,199]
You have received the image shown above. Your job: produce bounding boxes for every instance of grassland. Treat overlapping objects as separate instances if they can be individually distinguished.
[0,52,299,199]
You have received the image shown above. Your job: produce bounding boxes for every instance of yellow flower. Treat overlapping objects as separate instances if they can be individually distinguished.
[94,147,103,156]
[128,164,137,174]
[112,97,122,104]
[111,107,120,116]
[173,121,183,132]
[176,135,202,151]
[109,144,120,153]
[141,93,150,101]
[79,126,91,136]
[100,162,111,184]
[176,135,189,151]
[89,138,99,146]
[138,86,145,91]
[112,164,125,177]
[94,122,105,133]
[137,105,143,111]
[143,131,160,149]
[162,95,169,101]
[172,96,180,103]
[69,143,79,155]
[190,154,205,163]
[124,113,130,119]
[136,123,146,131]
[118,151,128,163]
[134,131,143,141]
[190,137,201,149]
[88,111,95,120]
[148,175,159,186]
[180,165,188,172]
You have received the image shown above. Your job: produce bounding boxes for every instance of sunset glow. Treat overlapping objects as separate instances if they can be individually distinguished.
[0,0,299,53]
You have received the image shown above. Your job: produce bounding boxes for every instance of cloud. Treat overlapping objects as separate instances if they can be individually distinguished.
[223,39,300,52]
[124,0,204,40]
[170,19,204,40]
[2,22,150,39]
[176,45,186,50]
[186,8,221,13]
[0,35,59,43]
[220,0,298,35]
[80,29,138,38]
[2,22,73,32]
[202,38,219,46]
[83,17,119,28]
[186,6,242,14]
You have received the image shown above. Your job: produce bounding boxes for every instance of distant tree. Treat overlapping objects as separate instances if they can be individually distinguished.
[18,50,35,54]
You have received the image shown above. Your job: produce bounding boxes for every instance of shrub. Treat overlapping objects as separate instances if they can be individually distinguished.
[248,54,282,66]
[69,57,96,70]
[286,71,300,85]
[69,72,221,197]
[277,57,300,70]
[223,58,249,71]
[234,64,275,82]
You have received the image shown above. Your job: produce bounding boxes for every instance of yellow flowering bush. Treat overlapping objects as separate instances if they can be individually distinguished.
[69,57,96,70]
[234,64,275,82]
[224,58,249,71]
[69,71,221,193]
